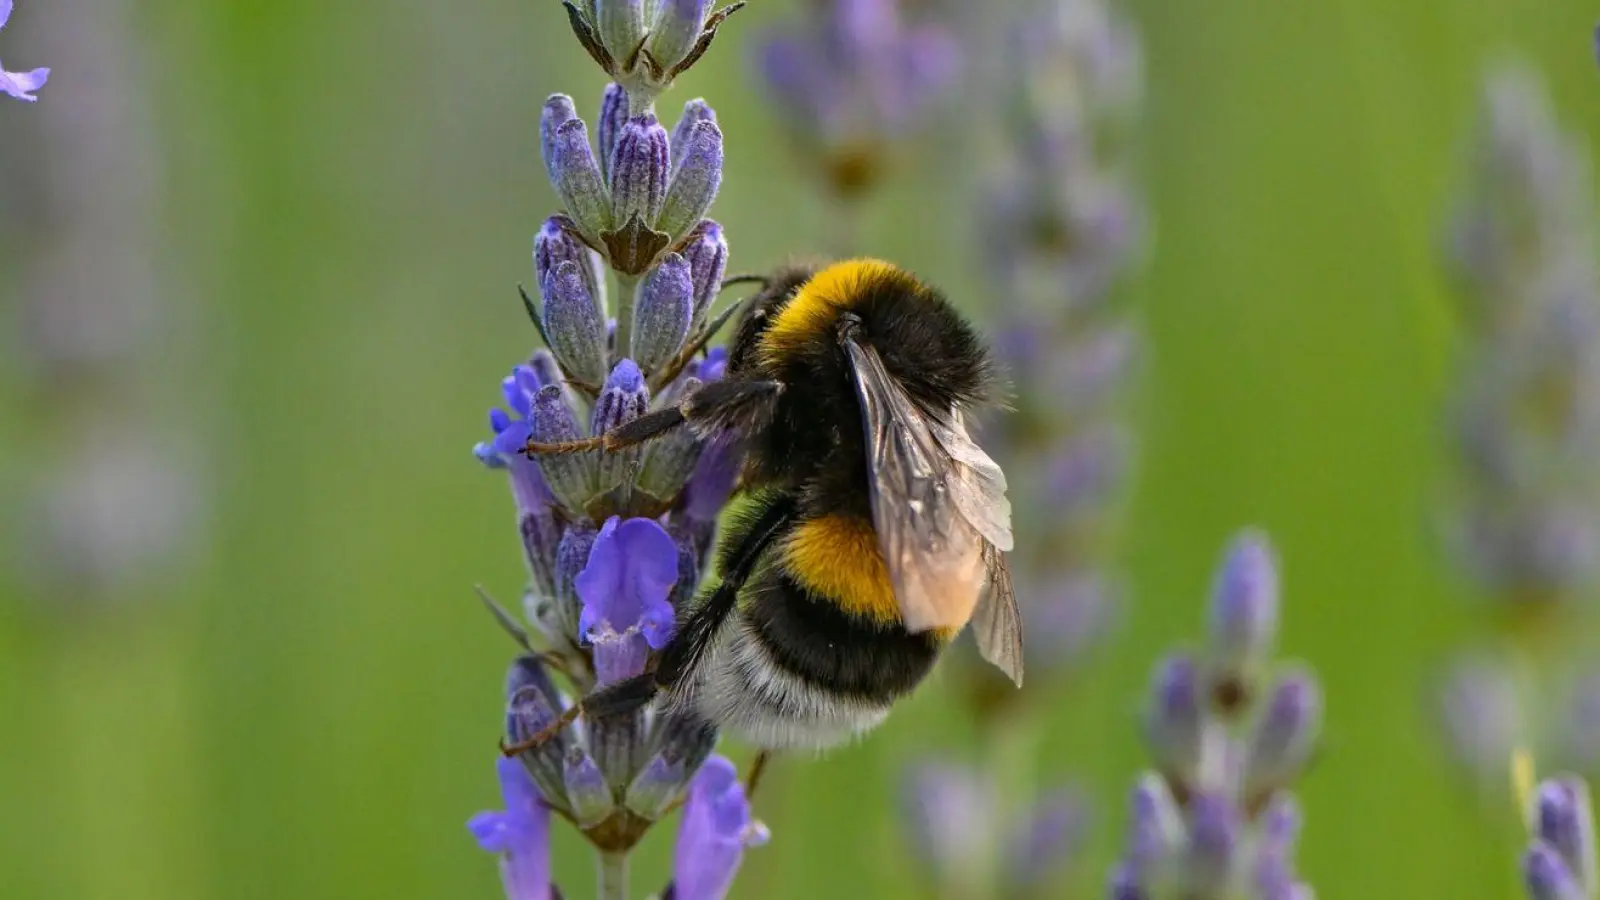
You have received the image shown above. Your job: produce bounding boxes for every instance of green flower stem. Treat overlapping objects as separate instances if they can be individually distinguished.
[598,848,631,900]
[614,271,640,361]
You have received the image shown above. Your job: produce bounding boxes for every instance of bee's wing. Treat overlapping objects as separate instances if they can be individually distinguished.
[971,541,1024,686]
[843,335,1021,671]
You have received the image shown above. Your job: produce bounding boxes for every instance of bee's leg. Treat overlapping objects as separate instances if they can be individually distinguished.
[498,672,661,757]
[523,377,781,457]
[522,407,684,456]
[744,750,773,799]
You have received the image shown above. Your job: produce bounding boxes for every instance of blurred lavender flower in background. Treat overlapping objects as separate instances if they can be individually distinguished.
[467,3,762,897]
[1443,63,1600,615]
[0,0,49,102]
[1110,532,1321,900]
[975,0,1144,695]
[1522,775,1599,900]
[902,763,1089,899]
[753,0,960,246]
[2,0,205,603]
[898,1,1145,896]
[1434,62,1600,802]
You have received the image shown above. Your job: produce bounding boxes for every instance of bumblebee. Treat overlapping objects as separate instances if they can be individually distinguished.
[521,259,1022,752]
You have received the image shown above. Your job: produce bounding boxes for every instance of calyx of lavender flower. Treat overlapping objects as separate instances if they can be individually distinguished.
[562,0,746,112]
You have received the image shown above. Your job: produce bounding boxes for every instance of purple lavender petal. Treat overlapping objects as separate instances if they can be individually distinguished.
[575,516,680,683]
[0,65,47,101]
[468,757,554,900]
[672,756,768,900]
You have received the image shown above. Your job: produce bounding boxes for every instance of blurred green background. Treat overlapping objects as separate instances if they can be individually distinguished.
[2,0,1598,897]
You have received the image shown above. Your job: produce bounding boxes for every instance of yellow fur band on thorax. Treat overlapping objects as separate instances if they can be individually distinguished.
[757,258,902,367]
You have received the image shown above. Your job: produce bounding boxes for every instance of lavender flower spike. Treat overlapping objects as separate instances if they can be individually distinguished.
[0,0,48,102]
[668,756,770,900]
[469,757,557,900]
[575,516,678,685]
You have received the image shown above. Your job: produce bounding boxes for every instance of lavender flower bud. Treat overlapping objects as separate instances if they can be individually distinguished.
[658,120,723,239]
[562,746,616,826]
[540,93,580,183]
[1109,864,1150,900]
[626,754,689,821]
[592,360,651,492]
[1143,654,1203,788]
[1526,842,1588,900]
[1124,773,1182,878]
[541,261,608,391]
[634,252,694,373]
[597,0,647,68]
[640,377,704,499]
[626,710,718,818]
[683,429,741,523]
[1183,793,1241,896]
[610,114,670,227]
[505,675,570,807]
[1533,776,1599,896]
[682,219,728,323]
[671,99,718,169]
[647,0,711,76]
[1242,669,1322,801]
[597,83,630,185]
[529,521,597,647]
[575,516,678,685]
[520,509,563,619]
[468,757,554,900]
[544,109,613,242]
[530,385,595,513]
[1206,530,1280,689]
[534,216,603,304]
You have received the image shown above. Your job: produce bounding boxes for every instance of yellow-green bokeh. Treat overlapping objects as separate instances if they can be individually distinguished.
[2,0,1598,897]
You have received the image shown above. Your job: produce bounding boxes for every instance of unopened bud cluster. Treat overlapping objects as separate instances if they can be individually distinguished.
[1112,532,1321,900]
